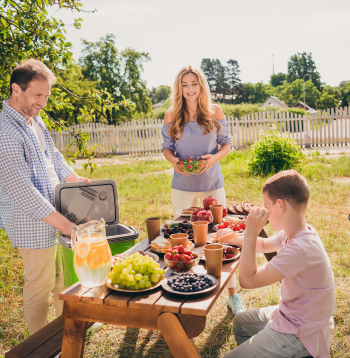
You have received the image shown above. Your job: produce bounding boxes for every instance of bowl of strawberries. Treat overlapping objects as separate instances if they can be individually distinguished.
[164,245,200,274]
[191,208,213,223]
[216,220,246,232]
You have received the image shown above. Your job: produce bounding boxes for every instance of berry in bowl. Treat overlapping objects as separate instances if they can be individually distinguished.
[177,157,206,175]
[191,208,213,223]
[164,245,200,273]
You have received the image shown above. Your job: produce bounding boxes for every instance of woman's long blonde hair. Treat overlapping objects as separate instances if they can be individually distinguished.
[168,65,221,140]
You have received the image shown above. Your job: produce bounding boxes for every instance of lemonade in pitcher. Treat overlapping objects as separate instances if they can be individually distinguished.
[72,219,112,288]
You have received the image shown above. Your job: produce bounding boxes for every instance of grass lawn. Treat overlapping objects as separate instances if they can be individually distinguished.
[1,149,350,357]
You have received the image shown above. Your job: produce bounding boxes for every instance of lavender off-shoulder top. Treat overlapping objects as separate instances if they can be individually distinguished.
[161,119,232,192]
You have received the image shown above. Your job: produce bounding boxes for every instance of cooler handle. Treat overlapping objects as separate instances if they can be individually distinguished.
[128,225,138,235]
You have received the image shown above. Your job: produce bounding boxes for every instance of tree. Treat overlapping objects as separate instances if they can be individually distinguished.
[225,59,241,104]
[151,85,171,104]
[287,52,322,91]
[278,79,321,108]
[241,83,273,104]
[0,0,129,171]
[200,58,217,95]
[80,34,151,124]
[339,82,350,107]
[270,73,286,87]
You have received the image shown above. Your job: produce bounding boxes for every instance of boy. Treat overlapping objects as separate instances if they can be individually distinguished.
[222,170,335,358]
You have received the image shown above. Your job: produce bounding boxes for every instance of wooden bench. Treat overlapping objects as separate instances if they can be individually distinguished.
[5,316,93,358]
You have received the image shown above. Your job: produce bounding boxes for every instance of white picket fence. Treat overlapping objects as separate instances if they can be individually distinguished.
[50,107,350,155]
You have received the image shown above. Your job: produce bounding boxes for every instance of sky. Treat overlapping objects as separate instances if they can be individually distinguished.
[53,0,350,89]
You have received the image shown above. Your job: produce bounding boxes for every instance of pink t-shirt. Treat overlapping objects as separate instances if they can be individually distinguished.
[268,225,335,358]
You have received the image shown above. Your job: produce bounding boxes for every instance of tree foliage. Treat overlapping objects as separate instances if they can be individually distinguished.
[149,85,171,104]
[0,0,131,171]
[270,72,286,87]
[200,58,242,104]
[80,34,151,124]
[287,52,322,91]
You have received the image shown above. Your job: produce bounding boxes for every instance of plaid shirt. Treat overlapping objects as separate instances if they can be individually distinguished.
[0,101,74,249]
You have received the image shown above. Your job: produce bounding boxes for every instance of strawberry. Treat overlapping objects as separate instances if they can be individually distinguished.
[225,247,234,255]
[171,249,178,256]
[223,221,231,227]
[173,254,181,262]
[198,162,203,167]
[182,255,192,262]
[225,253,234,259]
[186,164,192,169]
[187,158,192,162]
[191,252,199,259]
[165,253,172,260]
[167,249,172,253]
[179,161,183,164]
[178,245,185,254]
[179,164,184,168]
[184,250,192,255]
[217,224,225,230]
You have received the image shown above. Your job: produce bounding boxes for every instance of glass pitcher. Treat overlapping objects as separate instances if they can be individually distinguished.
[71,218,112,288]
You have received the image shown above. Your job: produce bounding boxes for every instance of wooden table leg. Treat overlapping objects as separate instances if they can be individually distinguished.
[61,319,87,358]
[158,312,201,358]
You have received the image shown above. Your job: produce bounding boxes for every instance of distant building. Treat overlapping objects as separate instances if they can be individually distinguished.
[294,102,317,113]
[152,100,164,109]
[260,96,289,109]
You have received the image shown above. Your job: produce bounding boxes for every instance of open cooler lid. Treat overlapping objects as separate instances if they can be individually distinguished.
[55,180,119,225]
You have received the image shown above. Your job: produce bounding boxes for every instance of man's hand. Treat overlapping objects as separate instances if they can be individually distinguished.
[245,207,270,238]
[196,154,217,175]
[65,173,90,184]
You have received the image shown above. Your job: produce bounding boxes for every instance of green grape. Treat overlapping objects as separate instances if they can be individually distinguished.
[135,284,140,290]
[126,257,133,264]
[122,268,129,275]
[144,259,150,265]
[153,268,160,275]
[111,277,118,285]
[116,277,122,284]
[144,255,150,259]
[137,257,144,264]
[125,280,131,287]
[107,271,115,280]
[147,266,154,273]
[150,261,157,268]
[130,269,136,276]
[119,262,126,269]
[122,279,127,286]
[159,269,165,275]
[132,259,138,265]
[142,275,149,282]
[134,252,141,257]
[131,280,136,286]
[119,273,125,280]
[139,266,146,274]
[112,264,121,273]
[119,284,126,289]
[135,273,142,281]
[145,282,152,288]
[151,274,159,283]
[154,263,160,269]
[127,275,134,282]
[139,280,146,288]
[129,285,135,290]
[134,264,140,272]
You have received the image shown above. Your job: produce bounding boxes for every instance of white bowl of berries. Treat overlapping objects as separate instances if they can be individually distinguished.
[164,245,200,274]
[190,208,213,223]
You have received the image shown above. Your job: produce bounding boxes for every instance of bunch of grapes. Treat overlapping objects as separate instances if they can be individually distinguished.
[107,252,165,290]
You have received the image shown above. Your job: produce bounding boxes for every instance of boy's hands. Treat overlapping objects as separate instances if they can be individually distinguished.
[245,207,270,238]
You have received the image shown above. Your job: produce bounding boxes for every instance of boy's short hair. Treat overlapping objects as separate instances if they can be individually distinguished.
[10,59,56,94]
[262,170,310,209]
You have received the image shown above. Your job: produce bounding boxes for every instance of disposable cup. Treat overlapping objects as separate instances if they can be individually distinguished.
[170,233,189,248]
[204,244,223,277]
[192,221,208,247]
[145,217,161,243]
[210,204,223,225]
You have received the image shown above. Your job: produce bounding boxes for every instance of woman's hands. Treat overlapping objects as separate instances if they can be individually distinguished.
[196,154,217,175]
[172,157,189,176]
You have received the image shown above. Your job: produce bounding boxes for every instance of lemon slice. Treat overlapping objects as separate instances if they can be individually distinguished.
[76,241,90,258]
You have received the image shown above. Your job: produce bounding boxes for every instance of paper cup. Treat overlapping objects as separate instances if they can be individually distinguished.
[145,217,161,243]
[192,221,208,247]
[204,244,223,277]
[210,204,223,225]
[170,233,189,248]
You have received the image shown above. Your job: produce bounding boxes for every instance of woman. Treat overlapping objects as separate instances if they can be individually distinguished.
[161,65,244,315]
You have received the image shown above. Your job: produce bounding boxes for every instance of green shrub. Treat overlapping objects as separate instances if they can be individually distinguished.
[248,126,304,176]
[218,103,263,118]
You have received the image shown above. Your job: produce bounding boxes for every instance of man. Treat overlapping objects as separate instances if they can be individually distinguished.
[0,59,90,335]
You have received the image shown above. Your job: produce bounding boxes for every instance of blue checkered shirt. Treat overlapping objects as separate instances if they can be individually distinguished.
[0,101,74,249]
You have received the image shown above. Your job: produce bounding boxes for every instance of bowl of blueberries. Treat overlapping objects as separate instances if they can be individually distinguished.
[162,273,217,295]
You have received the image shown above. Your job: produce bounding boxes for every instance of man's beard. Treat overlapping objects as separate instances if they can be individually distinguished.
[19,98,40,118]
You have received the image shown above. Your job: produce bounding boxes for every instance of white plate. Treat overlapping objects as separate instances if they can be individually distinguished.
[175,209,192,217]
[106,275,165,293]
[192,245,240,261]
[162,274,218,295]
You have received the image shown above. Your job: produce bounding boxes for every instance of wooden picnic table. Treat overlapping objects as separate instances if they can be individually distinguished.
[59,236,240,358]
